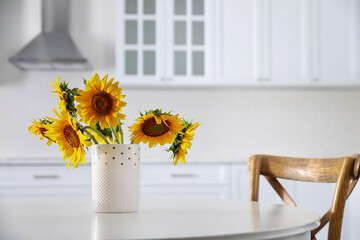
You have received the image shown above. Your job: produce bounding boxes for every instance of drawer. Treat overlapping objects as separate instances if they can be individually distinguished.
[140,164,230,185]
[0,186,91,198]
[0,165,91,187]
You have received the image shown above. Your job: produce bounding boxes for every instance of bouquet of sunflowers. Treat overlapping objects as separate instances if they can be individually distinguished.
[28,74,200,169]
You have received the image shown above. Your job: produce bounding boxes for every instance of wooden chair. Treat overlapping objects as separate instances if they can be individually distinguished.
[247,154,360,240]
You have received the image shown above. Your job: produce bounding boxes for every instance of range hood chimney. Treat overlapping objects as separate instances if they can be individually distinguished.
[9,0,91,71]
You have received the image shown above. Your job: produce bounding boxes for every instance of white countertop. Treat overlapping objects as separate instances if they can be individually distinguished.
[0,197,320,240]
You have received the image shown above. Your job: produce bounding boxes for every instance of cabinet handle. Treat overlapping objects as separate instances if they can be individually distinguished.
[313,78,319,82]
[167,78,172,81]
[160,77,166,81]
[170,173,196,178]
[33,174,59,179]
[258,78,263,82]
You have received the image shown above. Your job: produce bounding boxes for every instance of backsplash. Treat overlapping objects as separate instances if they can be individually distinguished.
[1,0,360,162]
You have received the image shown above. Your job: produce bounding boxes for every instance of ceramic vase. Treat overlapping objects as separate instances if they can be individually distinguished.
[92,144,140,213]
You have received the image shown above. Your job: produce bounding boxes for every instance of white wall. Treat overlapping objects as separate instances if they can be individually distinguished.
[1,0,360,163]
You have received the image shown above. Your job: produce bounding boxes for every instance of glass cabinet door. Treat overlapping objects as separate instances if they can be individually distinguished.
[117,0,163,84]
[166,0,213,84]
[117,0,213,85]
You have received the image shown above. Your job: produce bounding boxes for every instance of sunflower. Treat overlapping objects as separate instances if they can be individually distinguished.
[28,119,54,146]
[50,78,68,115]
[46,109,92,169]
[50,78,78,117]
[75,73,127,129]
[129,110,183,148]
[168,121,200,165]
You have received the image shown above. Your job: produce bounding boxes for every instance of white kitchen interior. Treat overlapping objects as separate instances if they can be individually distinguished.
[1,0,360,239]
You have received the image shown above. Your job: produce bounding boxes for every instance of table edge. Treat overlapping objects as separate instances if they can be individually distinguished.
[161,219,320,240]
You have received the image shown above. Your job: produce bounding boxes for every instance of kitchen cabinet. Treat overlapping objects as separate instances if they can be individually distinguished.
[0,161,238,200]
[294,181,336,239]
[0,164,92,197]
[261,0,310,85]
[116,0,214,85]
[346,183,360,240]
[117,0,360,87]
[311,0,360,86]
[214,0,256,85]
[215,0,310,85]
[217,0,360,86]
[140,163,232,199]
[116,0,163,85]
[232,164,297,205]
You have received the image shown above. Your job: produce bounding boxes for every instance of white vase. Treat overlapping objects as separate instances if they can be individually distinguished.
[92,144,140,213]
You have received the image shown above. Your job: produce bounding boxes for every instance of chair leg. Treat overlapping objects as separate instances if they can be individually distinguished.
[249,156,261,202]
[328,158,353,240]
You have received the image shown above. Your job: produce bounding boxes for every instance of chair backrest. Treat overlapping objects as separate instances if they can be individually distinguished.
[247,154,360,240]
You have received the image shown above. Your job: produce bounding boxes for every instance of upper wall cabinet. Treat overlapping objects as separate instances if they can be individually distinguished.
[214,0,255,85]
[117,0,163,85]
[311,0,360,85]
[216,0,312,85]
[263,0,311,85]
[216,0,360,86]
[116,0,214,85]
[117,0,360,87]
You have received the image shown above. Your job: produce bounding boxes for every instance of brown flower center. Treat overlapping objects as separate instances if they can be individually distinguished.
[63,125,80,148]
[91,92,113,116]
[142,117,170,137]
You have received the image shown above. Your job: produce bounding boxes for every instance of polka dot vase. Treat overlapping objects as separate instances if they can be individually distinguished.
[92,144,140,213]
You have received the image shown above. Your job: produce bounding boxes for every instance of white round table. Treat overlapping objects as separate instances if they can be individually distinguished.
[0,197,320,240]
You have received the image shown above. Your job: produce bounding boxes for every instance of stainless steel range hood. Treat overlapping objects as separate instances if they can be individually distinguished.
[9,0,91,71]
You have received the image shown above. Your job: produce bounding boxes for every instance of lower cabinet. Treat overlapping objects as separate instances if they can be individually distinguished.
[140,163,233,200]
[346,187,360,240]
[0,164,92,198]
[0,162,241,199]
[141,186,230,199]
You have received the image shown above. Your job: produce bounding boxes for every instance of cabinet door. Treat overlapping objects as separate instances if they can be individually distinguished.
[345,186,360,240]
[262,0,311,85]
[312,0,360,85]
[116,0,164,85]
[165,0,214,85]
[294,181,353,240]
[231,164,297,204]
[0,166,91,198]
[295,182,336,239]
[230,164,250,200]
[141,186,231,199]
[215,0,256,85]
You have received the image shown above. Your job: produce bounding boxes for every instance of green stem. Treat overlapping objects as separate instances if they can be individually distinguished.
[131,140,135,144]
[83,126,110,144]
[118,121,124,144]
[83,129,98,144]
[109,124,120,144]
